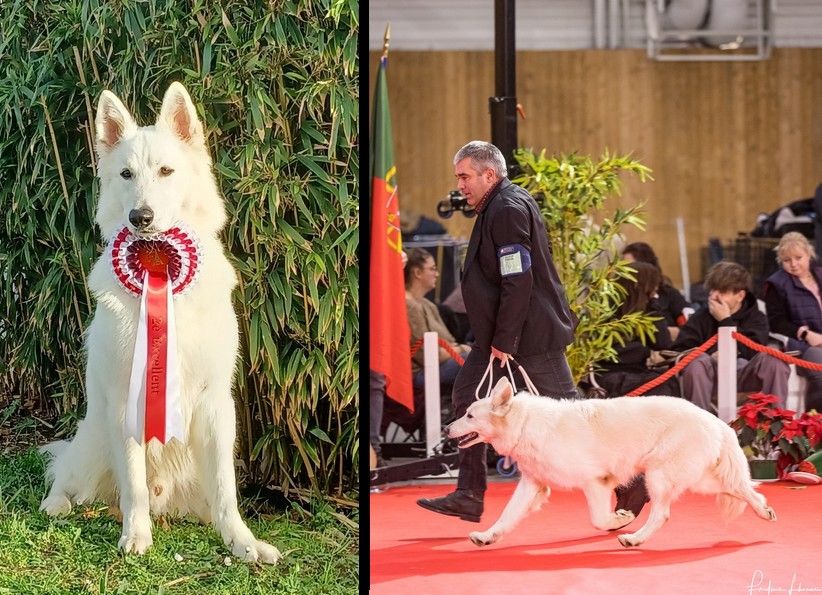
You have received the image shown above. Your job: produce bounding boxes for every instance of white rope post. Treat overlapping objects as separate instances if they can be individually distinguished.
[423,331,442,457]
[676,217,690,302]
[717,326,737,422]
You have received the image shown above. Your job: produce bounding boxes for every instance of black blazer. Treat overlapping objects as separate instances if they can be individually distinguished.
[461,178,575,355]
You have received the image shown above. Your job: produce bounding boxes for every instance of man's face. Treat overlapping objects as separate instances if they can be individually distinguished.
[454,158,497,207]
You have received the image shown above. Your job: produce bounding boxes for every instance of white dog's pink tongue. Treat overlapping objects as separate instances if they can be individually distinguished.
[108,226,202,445]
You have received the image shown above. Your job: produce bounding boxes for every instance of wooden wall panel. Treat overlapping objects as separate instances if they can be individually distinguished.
[368,49,822,289]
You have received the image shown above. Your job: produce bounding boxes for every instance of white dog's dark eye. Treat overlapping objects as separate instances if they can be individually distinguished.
[120,168,132,179]
[467,413,473,419]
[159,166,174,176]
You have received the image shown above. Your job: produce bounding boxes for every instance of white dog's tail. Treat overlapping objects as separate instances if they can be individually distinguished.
[714,427,757,520]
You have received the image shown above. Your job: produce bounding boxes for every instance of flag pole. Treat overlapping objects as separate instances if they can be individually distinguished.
[382,23,390,60]
[370,20,414,411]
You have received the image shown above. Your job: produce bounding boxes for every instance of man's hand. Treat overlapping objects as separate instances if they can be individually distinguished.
[491,346,510,367]
[708,294,731,322]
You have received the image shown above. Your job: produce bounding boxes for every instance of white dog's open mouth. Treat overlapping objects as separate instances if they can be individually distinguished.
[454,432,479,448]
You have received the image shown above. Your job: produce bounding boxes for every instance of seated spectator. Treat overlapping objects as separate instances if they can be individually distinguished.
[405,248,470,395]
[593,262,680,397]
[763,231,822,412]
[381,248,470,435]
[622,242,692,340]
[672,261,790,412]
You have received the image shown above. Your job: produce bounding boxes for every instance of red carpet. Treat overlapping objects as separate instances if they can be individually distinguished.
[370,481,822,594]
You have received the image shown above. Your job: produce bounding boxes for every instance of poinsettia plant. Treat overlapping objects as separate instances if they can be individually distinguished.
[731,393,822,477]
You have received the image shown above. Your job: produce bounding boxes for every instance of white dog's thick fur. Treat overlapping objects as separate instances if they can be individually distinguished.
[39,83,280,564]
[448,377,776,548]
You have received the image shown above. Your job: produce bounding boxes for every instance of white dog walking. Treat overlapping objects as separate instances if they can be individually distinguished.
[447,377,776,548]
[39,82,280,564]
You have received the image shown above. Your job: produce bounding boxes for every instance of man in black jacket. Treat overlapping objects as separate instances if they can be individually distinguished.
[416,141,647,522]
[672,261,790,411]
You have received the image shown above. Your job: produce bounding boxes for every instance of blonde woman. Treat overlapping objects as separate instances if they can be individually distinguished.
[763,231,822,411]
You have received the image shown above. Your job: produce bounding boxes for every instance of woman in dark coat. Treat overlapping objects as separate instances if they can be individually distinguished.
[763,231,822,411]
[593,261,680,397]
[622,242,692,340]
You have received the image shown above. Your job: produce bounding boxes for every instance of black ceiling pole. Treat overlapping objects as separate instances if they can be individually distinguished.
[490,0,519,177]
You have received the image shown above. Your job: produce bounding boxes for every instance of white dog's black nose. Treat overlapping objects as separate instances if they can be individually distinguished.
[129,207,154,230]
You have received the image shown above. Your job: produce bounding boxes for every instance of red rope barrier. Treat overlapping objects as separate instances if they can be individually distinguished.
[627,329,822,397]
[411,328,822,396]
[732,332,822,372]
[626,335,718,396]
[409,337,465,366]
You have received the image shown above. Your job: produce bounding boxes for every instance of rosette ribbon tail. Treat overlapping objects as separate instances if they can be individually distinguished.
[125,270,185,444]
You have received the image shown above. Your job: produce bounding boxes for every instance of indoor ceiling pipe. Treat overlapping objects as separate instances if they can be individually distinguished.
[608,0,620,48]
[593,0,607,48]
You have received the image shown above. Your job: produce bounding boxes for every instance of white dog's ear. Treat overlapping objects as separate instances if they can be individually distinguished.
[490,376,513,416]
[95,90,137,154]
[157,82,204,146]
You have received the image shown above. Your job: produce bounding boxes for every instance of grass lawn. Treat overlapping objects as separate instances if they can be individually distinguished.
[0,448,359,594]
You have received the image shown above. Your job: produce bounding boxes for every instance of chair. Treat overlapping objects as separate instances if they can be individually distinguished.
[756,299,807,413]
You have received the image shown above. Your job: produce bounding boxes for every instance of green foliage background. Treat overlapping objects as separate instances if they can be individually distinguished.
[514,149,657,384]
[0,1,359,503]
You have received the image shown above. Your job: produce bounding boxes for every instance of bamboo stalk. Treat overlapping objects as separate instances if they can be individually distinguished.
[286,416,314,481]
[41,96,92,312]
[72,45,97,175]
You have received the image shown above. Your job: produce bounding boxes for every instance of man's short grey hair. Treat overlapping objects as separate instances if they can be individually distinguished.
[453,141,508,178]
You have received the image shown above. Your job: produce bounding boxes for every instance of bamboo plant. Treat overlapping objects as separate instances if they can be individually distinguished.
[513,149,657,384]
[0,0,359,504]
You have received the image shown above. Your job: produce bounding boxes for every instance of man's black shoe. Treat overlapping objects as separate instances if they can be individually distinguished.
[416,489,484,523]
[614,475,650,518]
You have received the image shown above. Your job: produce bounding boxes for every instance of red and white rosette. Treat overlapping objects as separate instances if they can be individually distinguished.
[109,225,201,445]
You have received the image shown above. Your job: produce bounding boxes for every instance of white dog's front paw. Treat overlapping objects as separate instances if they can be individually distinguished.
[118,529,153,555]
[40,494,72,517]
[617,533,642,548]
[469,530,498,547]
[231,538,282,564]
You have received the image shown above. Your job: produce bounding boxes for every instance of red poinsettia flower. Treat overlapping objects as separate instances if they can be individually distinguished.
[732,393,820,468]
[748,393,780,406]
[737,407,761,430]
[798,412,822,448]
[777,418,805,442]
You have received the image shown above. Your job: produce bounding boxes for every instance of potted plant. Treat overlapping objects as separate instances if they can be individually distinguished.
[776,409,822,477]
[731,393,822,479]
[513,149,658,384]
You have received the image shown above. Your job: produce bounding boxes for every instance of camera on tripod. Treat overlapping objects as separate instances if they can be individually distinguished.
[436,190,476,219]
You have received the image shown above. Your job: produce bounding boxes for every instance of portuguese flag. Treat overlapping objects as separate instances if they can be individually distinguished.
[370,52,414,411]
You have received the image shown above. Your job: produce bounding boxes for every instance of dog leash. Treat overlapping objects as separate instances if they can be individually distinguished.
[473,354,538,476]
[474,354,540,400]
[508,356,540,395]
